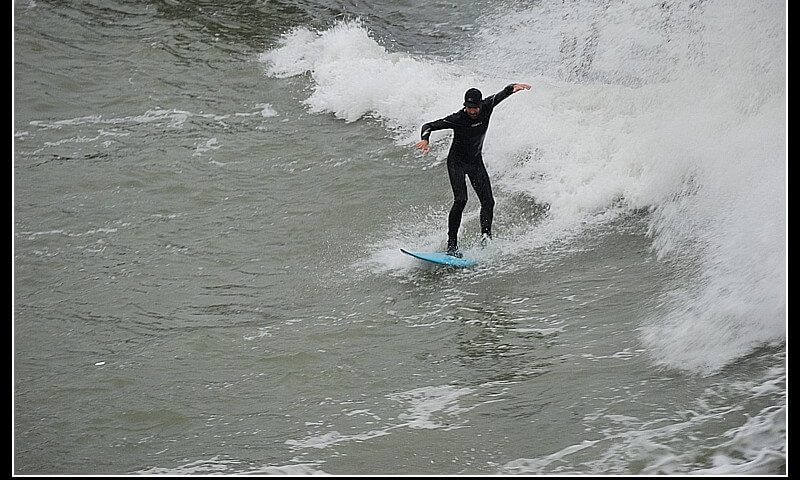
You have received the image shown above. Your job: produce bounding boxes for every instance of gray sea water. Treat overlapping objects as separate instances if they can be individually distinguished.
[14,0,786,475]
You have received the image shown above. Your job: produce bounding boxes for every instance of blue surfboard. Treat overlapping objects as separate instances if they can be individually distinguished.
[400,248,478,268]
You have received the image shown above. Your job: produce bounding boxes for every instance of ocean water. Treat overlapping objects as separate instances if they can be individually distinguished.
[14,0,786,475]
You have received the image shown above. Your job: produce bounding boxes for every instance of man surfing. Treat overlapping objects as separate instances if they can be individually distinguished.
[415,82,532,257]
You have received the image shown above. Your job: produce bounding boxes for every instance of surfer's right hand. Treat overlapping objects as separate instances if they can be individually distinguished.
[415,140,430,154]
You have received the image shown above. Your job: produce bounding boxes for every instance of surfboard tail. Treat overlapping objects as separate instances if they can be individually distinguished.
[400,248,478,268]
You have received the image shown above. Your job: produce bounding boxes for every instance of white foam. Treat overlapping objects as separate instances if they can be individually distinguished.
[257,103,278,117]
[29,108,231,130]
[283,384,476,457]
[261,21,480,138]
[285,429,390,450]
[193,137,220,156]
[388,385,476,430]
[500,361,785,475]
[135,456,328,475]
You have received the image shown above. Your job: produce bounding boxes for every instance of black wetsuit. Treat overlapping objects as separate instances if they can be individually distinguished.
[420,84,515,250]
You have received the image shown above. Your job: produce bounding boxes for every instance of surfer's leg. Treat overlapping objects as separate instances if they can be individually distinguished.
[447,159,468,251]
[469,161,495,237]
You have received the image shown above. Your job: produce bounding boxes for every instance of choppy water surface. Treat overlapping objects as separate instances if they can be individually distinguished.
[14,0,786,475]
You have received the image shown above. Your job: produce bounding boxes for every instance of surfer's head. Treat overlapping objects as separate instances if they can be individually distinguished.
[464,88,482,119]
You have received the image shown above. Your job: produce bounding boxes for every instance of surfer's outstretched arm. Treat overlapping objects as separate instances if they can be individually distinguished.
[486,82,532,108]
[416,113,459,154]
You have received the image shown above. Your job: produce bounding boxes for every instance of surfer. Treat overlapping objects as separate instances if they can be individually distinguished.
[416,82,532,257]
